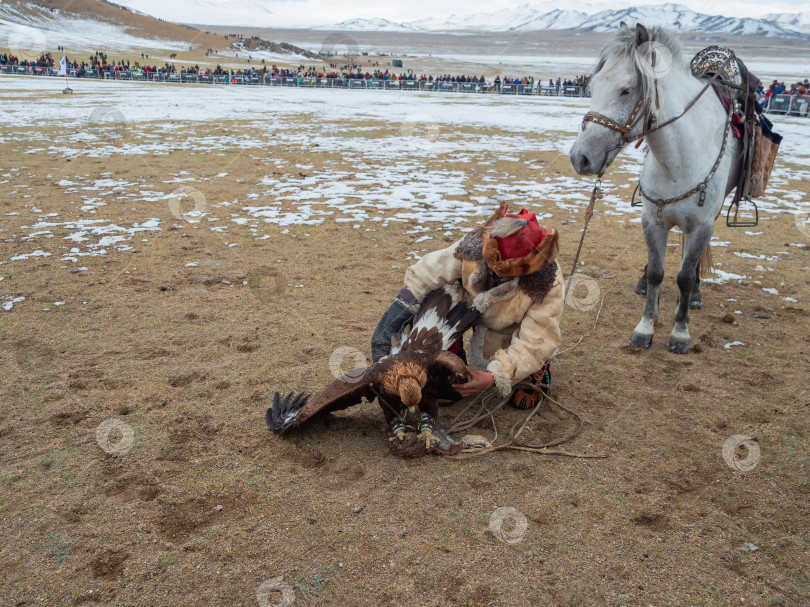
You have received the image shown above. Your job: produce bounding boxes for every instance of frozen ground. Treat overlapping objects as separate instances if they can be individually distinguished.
[1,75,807,302]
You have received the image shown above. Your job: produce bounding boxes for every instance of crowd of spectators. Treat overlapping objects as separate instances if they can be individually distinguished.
[761,79,810,103]
[1,50,803,104]
[0,51,594,92]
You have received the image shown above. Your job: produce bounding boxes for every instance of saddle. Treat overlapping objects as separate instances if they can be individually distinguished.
[690,46,782,226]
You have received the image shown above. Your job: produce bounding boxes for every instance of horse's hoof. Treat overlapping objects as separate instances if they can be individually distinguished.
[689,294,703,309]
[629,333,653,349]
[667,340,691,354]
[635,285,647,296]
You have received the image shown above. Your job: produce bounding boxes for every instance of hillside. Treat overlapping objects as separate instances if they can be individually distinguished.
[0,0,314,62]
[0,0,224,49]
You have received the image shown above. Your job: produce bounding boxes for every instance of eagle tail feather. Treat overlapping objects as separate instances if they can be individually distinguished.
[266,392,309,434]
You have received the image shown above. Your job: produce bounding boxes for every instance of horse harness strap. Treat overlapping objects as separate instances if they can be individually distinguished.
[582,98,644,135]
[628,53,735,143]
[639,97,735,225]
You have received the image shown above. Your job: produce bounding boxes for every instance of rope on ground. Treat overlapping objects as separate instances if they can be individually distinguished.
[445,382,606,460]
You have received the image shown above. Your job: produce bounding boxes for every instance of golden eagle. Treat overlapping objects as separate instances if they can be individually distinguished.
[266,286,479,450]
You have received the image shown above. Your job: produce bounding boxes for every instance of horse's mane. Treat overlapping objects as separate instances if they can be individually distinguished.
[591,24,686,116]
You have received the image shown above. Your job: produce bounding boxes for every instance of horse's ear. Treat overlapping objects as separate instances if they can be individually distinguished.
[635,23,650,46]
[619,21,628,29]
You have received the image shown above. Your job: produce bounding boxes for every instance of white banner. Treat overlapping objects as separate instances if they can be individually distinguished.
[58,55,67,77]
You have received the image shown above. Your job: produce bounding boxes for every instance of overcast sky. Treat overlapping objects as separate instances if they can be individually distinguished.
[117,0,809,28]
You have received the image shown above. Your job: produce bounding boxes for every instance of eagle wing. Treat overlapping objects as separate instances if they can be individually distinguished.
[394,285,480,354]
[268,286,480,436]
[266,367,379,435]
[429,350,470,385]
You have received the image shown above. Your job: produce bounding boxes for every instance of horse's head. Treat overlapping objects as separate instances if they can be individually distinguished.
[570,23,679,176]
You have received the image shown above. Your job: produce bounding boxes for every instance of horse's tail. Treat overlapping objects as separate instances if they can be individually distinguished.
[699,246,714,279]
[679,233,714,278]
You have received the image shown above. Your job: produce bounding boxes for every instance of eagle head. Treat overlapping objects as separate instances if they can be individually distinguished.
[384,362,428,413]
[398,376,423,412]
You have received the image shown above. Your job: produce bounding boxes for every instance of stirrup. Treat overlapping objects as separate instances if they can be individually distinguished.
[726,198,758,228]
[630,183,641,207]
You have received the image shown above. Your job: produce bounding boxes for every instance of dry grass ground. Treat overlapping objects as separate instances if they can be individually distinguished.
[0,107,808,607]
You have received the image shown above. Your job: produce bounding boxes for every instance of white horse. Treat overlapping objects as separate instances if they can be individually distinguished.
[570,23,741,353]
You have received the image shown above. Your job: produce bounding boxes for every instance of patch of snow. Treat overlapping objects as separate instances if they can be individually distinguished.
[10,249,51,261]
[1,296,25,311]
[702,270,745,285]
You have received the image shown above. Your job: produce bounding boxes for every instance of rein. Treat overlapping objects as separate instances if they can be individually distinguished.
[582,52,735,146]
[565,177,603,300]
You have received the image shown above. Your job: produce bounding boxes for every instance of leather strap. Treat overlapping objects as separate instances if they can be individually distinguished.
[638,97,735,224]
[582,98,644,134]
[627,52,736,143]
[580,52,736,144]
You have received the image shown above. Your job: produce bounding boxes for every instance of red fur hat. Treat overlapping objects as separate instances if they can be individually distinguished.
[497,208,548,260]
[482,202,559,277]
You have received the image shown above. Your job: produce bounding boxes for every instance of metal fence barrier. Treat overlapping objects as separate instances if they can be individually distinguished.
[0,64,591,97]
[764,93,810,117]
[12,64,808,115]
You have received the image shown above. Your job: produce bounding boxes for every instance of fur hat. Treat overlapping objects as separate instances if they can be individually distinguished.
[481,202,559,277]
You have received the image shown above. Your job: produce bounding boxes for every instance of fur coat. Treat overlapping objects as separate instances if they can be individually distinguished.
[403,231,564,397]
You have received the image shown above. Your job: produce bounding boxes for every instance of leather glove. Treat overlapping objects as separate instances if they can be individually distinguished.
[371,288,419,362]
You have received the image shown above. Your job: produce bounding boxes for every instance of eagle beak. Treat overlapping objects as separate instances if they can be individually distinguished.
[398,377,422,414]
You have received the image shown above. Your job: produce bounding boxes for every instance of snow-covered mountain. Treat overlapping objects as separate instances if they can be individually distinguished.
[511,10,593,31]
[409,4,583,31]
[568,4,801,37]
[764,11,810,33]
[327,3,805,39]
[327,18,423,32]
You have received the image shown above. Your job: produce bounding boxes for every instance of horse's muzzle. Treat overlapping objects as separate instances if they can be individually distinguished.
[569,151,600,176]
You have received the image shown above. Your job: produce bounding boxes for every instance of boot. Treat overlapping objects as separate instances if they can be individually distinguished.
[509,360,551,410]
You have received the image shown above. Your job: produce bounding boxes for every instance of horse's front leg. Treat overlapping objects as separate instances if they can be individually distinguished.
[668,227,711,353]
[630,218,667,349]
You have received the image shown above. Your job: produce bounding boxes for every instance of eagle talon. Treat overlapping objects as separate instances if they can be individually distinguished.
[389,423,408,441]
[417,429,442,450]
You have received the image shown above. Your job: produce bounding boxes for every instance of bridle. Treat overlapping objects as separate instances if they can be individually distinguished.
[580,96,650,176]
[582,97,646,142]
[579,51,737,222]
[582,52,734,143]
